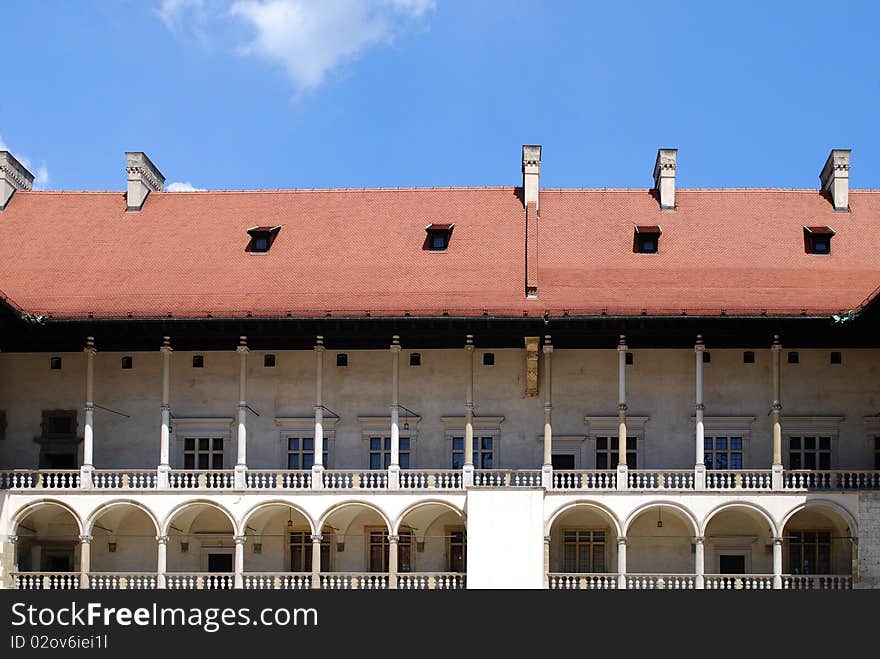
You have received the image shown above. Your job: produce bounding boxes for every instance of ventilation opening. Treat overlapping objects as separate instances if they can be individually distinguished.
[424,223,454,251]
[336,353,348,367]
[409,353,421,366]
[634,225,662,253]
[743,351,755,364]
[804,226,834,254]
[483,353,495,366]
[830,351,842,364]
[121,356,133,369]
[264,354,276,368]
[625,352,634,365]
[192,355,205,368]
[787,351,799,364]
[702,352,711,363]
[50,357,62,370]
[246,225,281,253]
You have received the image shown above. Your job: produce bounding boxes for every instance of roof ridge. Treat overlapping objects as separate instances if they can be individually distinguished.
[19,187,880,195]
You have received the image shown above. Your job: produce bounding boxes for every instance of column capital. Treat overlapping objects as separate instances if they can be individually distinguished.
[773,536,783,546]
[388,534,399,544]
[311,534,324,544]
[771,401,782,412]
[390,335,401,352]
[314,335,326,352]
[465,334,474,351]
[236,335,249,354]
[84,336,97,355]
[161,403,170,412]
[617,403,628,413]
[156,535,169,545]
[543,535,552,545]
[694,334,706,352]
[617,334,628,351]
[79,534,93,544]
[7,534,18,544]
[694,536,704,545]
[695,403,706,411]
[160,336,173,353]
[771,334,782,351]
[543,334,553,353]
[234,535,247,545]
[617,537,628,546]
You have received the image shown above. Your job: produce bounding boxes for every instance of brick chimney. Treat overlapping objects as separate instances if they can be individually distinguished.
[820,149,851,211]
[126,151,165,211]
[0,151,35,212]
[522,145,541,213]
[653,148,677,210]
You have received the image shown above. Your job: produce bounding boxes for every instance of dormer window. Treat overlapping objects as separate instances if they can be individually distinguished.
[247,225,281,253]
[633,225,661,254]
[804,226,834,254]
[424,223,454,251]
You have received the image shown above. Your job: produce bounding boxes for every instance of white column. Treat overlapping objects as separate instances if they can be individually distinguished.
[4,535,18,589]
[694,335,706,490]
[79,534,92,589]
[463,335,475,487]
[310,534,322,589]
[234,336,249,489]
[773,537,783,589]
[158,336,172,488]
[233,535,245,589]
[542,335,553,488]
[81,337,96,488]
[387,534,399,589]
[771,334,783,490]
[617,537,627,589]
[312,336,326,489]
[156,535,168,589]
[543,535,551,588]
[694,536,705,589]
[388,335,401,489]
[616,335,629,490]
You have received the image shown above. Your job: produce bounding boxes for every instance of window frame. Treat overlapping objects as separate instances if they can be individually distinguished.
[365,527,414,573]
[584,416,649,469]
[785,529,833,575]
[171,417,234,470]
[782,417,842,471]
[692,417,755,470]
[561,528,608,574]
[445,526,467,573]
[276,417,337,470]
[441,416,504,469]
[359,416,419,470]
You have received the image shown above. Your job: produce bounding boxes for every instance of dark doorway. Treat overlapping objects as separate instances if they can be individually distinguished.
[208,553,233,573]
[42,552,73,572]
[719,555,746,574]
[551,454,576,469]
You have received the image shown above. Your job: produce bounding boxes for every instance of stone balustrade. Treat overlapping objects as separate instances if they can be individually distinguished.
[552,470,617,490]
[168,470,235,489]
[87,572,158,589]
[473,470,542,487]
[782,575,853,589]
[245,470,311,490]
[628,470,695,490]
[626,574,696,589]
[12,572,80,589]
[783,470,880,491]
[323,470,388,490]
[320,573,388,589]
[93,470,158,489]
[399,470,463,490]
[243,573,312,589]
[704,574,774,589]
[396,573,466,589]
[705,470,772,490]
[547,573,618,589]
[166,573,235,589]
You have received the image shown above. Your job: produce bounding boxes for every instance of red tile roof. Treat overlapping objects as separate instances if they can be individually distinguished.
[1,187,879,320]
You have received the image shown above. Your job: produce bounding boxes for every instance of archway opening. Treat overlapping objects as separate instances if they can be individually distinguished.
[626,505,695,576]
[396,503,466,588]
[89,504,158,581]
[782,507,854,582]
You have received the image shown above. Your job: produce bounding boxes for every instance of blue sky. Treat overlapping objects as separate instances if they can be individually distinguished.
[1,1,878,191]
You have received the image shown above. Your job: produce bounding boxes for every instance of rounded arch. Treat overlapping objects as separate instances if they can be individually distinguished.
[85,500,161,537]
[318,500,392,535]
[240,500,316,536]
[622,500,699,537]
[780,499,858,538]
[701,501,779,537]
[393,500,465,535]
[161,499,238,536]
[11,499,83,536]
[545,500,622,537]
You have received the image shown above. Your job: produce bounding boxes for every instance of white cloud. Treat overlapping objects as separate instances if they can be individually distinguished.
[166,181,207,191]
[0,134,50,190]
[158,0,436,91]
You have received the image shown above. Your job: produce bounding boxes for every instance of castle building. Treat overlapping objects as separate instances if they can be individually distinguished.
[0,145,878,590]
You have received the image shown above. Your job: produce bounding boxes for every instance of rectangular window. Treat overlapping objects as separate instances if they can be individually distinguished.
[288,531,330,572]
[367,529,413,572]
[703,436,743,470]
[788,436,831,470]
[287,437,329,469]
[451,436,494,469]
[447,529,466,573]
[368,436,410,470]
[183,437,224,469]
[786,530,832,575]
[595,437,636,469]
[562,530,606,573]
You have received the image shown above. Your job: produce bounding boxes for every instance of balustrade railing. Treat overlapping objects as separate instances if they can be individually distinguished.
[167,470,235,489]
[322,470,388,489]
[783,470,880,490]
[626,574,696,589]
[705,470,772,490]
[93,470,158,489]
[782,575,853,590]
[0,470,79,489]
[243,573,312,589]
[399,470,463,489]
[396,573,466,589]
[245,470,311,490]
[165,573,235,589]
[319,573,388,589]
[548,573,618,589]
[628,470,695,490]
[12,572,80,589]
[704,574,774,590]
[87,573,158,589]
[473,470,542,487]
[552,470,617,490]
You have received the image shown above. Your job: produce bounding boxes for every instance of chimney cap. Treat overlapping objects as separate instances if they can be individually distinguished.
[820,148,851,190]
[125,151,165,191]
[652,148,677,184]
[0,150,36,191]
[522,144,542,168]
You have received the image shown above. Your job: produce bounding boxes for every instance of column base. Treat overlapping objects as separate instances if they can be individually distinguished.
[694,463,706,490]
[387,465,401,490]
[234,464,248,489]
[773,574,782,590]
[616,465,629,491]
[157,464,170,489]
[311,464,325,490]
[541,464,554,489]
[462,464,475,488]
[771,463,784,491]
[79,465,94,489]
[617,574,627,590]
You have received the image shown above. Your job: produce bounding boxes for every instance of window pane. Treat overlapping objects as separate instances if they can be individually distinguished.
[452,437,464,451]
[400,453,410,469]
[596,454,608,470]
[819,437,831,450]
[804,437,816,450]
[384,438,391,450]
[704,453,714,469]
[452,453,463,469]
[199,438,209,451]
[819,454,830,470]
[804,453,816,470]
[303,438,314,451]
[198,454,209,469]
[184,454,194,469]
[730,437,743,450]
[627,452,637,469]
[400,438,411,451]
[288,437,299,450]
[212,438,222,450]
[790,454,802,470]
[185,438,195,450]
[789,437,801,450]
[730,453,743,470]
[717,453,728,469]
[370,454,383,470]
[287,453,300,470]
[704,438,712,450]
[303,454,314,470]
[626,437,637,451]
[481,437,493,450]
[212,454,223,469]
[483,453,493,469]
[596,437,608,450]
[717,437,727,450]
[370,438,381,450]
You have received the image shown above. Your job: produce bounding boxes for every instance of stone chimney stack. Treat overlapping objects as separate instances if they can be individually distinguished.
[0,151,35,212]
[820,149,851,211]
[522,145,542,213]
[126,151,165,211]
[653,148,677,210]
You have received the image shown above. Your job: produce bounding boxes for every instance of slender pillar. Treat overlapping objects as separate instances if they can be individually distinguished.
[542,335,554,488]
[156,535,168,589]
[543,535,551,589]
[388,534,399,589]
[694,335,706,490]
[694,536,705,589]
[158,337,173,488]
[773,537,783,589]
[79,534,92,589]
[617,537,627,589]
[771,335,783,489]
[616,335,629,490]
[235,336,249,489]
[463,335,475,486]
[310,533,322,589]
[4,535,18,589]
[312,336,326,489]
[81,337,96,488]
[389,336,401,489]
[233,535,245,589]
